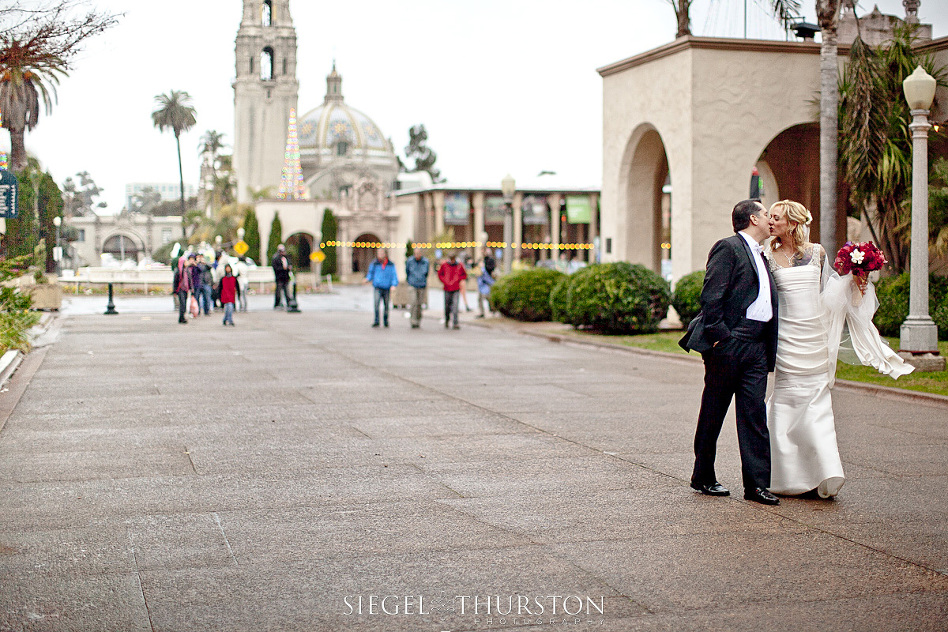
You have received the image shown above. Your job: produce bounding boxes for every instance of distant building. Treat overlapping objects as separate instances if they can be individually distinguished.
[125,182,197,212]
[67,211,183,267]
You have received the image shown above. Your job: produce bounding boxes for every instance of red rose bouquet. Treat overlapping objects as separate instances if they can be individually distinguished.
[834,241,886,297]
[834,241,886,276]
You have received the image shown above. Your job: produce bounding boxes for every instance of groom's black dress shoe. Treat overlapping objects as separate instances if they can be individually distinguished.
[690,481,730,496]
[744,487,780,505]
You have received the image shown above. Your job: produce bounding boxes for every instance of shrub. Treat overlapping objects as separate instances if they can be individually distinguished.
[0,255,37,354]
[490,268,566,322]
[549,276,571,324]
[566,262,670,334]
[873,273,948,339]
[671,270,705,329]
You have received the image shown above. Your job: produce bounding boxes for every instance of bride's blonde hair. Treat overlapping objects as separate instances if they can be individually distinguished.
[770,199,811,258]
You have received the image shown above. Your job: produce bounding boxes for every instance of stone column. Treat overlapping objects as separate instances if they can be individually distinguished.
[588,192,599,263]
[472,191,486,248]
[547,193,562,259]
[513,192,523,263]
[433,190,445,237]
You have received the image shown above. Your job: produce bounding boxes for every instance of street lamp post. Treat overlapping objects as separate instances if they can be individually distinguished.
[899,66,945,371]
[52,216,62,276]
[501,174,516,274]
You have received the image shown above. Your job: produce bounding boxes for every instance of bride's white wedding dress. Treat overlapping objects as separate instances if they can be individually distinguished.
[766,244,913,498]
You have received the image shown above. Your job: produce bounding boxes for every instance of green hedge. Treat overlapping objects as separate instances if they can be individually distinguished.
[671,270,705,329]
[490,268,566,322]
[549,276,571,324]
[874,273,948,339]
[565,262,670,334]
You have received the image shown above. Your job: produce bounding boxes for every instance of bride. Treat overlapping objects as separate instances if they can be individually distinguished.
[765,200,914,498]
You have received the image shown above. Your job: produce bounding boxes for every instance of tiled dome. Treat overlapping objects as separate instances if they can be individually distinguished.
[297,64,393,157]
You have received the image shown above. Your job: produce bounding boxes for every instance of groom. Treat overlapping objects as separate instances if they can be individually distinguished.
[679,199,780,506]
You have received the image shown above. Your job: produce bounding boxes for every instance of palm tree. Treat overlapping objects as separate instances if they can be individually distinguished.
[815,0,841,257]
[152,90,197,233]
[198,129,227,212]
[838,24,947,272]
[0,39,65,172]
[668,0,694,38]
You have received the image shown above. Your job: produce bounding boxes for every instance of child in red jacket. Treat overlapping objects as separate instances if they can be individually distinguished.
[217,264,241,326]
[437,252,468,329]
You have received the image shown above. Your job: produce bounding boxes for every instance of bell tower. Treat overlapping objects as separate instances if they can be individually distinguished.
[233,0,299,203]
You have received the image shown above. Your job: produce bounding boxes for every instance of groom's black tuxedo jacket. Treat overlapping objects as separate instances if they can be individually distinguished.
[679,233,779,372]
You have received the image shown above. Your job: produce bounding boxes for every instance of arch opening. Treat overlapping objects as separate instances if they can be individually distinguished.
[351,232,382,274]
[101,234,142,263]
[625,126,669,275]
[755,122,851,247]
[260,47,274,81]
[285,232,314,271]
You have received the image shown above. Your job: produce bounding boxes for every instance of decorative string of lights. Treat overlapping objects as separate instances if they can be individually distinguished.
[278,108,306,200]
[320,240,594,250]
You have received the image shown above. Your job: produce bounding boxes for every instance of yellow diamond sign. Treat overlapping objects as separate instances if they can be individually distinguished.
[233,240,249,256]
[310,250,326,263]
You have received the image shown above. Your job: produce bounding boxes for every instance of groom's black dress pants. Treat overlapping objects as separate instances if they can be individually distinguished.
[692,331,772,492]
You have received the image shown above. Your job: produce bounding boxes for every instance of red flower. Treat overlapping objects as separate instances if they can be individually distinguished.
[834,241,886,276]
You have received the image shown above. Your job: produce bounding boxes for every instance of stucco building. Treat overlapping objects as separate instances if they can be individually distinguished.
[598,5,948,281]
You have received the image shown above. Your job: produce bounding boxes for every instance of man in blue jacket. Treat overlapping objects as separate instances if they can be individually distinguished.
[405,249,429,329]
[365,248,399,328]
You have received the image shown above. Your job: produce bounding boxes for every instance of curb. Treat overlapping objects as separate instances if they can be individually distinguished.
[0,350,22,390]
[0,312,56,392]
[470,318,948,409]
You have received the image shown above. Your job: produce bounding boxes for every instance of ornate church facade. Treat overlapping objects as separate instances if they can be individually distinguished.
[233,0,400,278]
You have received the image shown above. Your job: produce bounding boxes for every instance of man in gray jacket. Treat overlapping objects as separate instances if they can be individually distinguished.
[405,249,429,329]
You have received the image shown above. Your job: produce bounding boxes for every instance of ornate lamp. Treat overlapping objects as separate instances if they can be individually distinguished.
[899,66,944,370]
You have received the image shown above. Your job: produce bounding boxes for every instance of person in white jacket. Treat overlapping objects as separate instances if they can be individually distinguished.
[234,256,251,312]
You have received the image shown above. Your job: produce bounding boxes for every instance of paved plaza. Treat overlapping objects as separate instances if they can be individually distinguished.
[1,292,947,631]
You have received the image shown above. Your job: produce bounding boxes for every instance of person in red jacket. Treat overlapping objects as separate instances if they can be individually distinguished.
[437,252,468,329]
[217,264,241,326]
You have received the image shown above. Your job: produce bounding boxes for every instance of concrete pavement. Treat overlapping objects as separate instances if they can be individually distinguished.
[0,293,946,631]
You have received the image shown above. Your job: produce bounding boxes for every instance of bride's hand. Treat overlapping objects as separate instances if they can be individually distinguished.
[852,272,868,296]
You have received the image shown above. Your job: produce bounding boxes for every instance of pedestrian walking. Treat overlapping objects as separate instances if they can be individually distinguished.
[475,257,495,318]
[365,248,398,328]
[459,254,474,312]
[272,244,292,309]
[173,256,191,324]
[186,254,201,318]
[197,254,214,315]
[438,252,467,329]
[217,264,241,326]
[405,249,429,329]
[234,256,250,312]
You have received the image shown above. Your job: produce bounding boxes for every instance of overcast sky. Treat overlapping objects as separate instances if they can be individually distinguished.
[9,0,948,213]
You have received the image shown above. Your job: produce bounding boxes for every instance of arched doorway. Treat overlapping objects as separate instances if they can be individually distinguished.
[285,232,314,271]
[625,125,669,274]
[351,232,382,274]
[755,122,849,246]
[101,234,141,262]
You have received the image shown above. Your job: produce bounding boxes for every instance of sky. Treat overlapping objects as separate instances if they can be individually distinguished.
[9,0,948,213]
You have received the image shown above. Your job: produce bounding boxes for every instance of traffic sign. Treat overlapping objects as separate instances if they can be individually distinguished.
[310,250,326,263]
[0,170,18,219]
[233,239,249,255]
